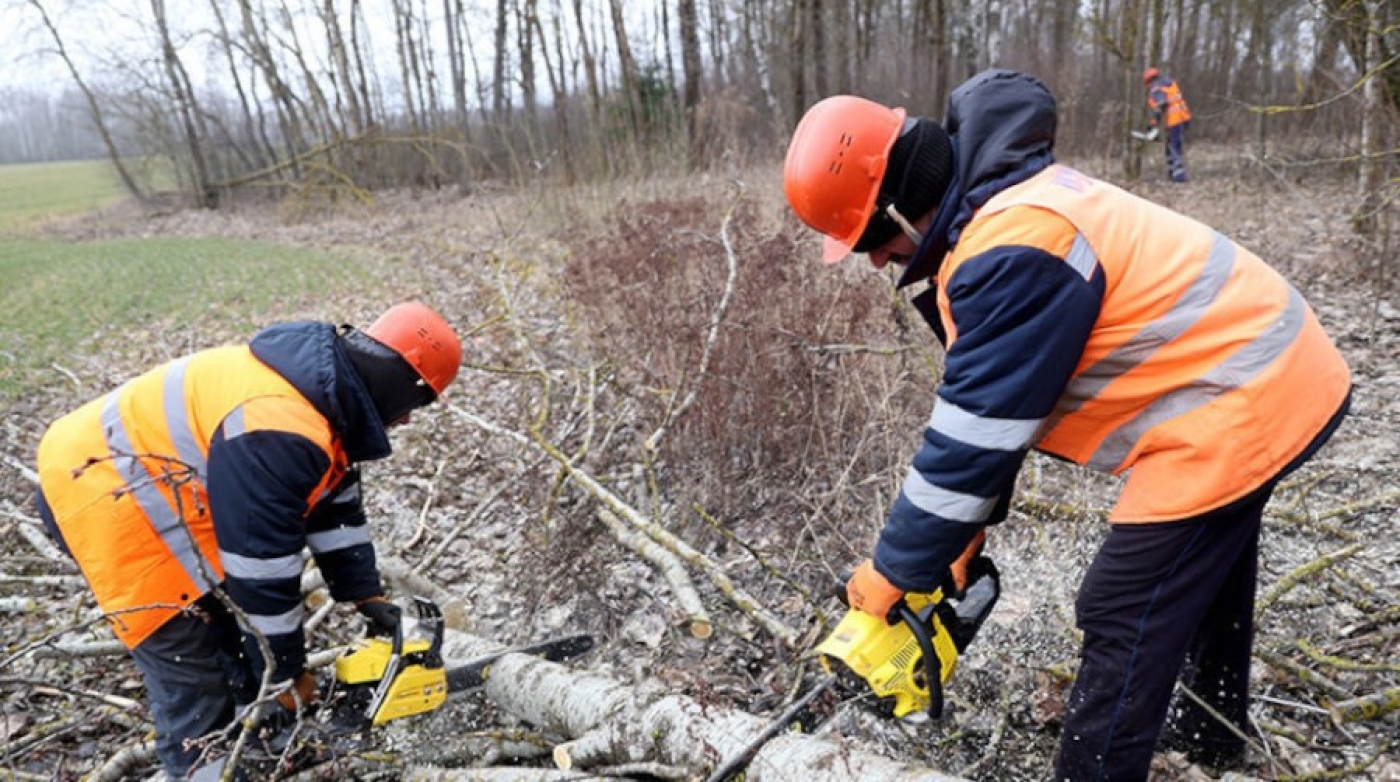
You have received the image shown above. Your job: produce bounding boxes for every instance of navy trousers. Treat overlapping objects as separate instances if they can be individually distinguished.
[1165,123,1188,183]
[1053,485,1267,781]
[36,488,250,779]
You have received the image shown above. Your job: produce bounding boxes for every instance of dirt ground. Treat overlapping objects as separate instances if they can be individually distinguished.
[1,150,1396,781]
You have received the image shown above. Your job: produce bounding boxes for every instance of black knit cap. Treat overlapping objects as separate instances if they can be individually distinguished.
[851,118,955,254]
[341,327,436,426]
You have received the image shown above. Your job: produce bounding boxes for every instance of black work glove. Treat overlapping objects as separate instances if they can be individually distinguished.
[356,596,402,637]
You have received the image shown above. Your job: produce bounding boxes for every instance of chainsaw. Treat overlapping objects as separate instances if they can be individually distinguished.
[329,596,596,730]
[816,556,1000,720]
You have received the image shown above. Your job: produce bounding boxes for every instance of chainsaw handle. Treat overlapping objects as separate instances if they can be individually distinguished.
[896,604,944,719]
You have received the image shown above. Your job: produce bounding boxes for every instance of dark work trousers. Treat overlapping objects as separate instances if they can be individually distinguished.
[1165,123,1189,183]
[36,487,245,779]
[1053,484,1268,782]
[128,608,238,778]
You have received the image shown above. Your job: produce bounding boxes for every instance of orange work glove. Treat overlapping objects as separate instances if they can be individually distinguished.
[275,670,320,713]
[846,559,905,621]
[947,529,988,597]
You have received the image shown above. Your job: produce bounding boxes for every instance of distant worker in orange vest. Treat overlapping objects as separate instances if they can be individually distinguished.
[1143,66,1193,182]
[35,302,463,779]
[783,70,1350,781]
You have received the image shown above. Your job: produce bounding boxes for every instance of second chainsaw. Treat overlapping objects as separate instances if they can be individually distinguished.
[817,554,1000,720]
[329,596,596,729]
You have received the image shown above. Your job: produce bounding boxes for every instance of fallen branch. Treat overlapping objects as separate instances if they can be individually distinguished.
[597,507,711,638]
[450,404,797,643]
[87,739,157,782]
[436,628,968,781]
[1256,544,1362,614]
[1329,686,1400,723]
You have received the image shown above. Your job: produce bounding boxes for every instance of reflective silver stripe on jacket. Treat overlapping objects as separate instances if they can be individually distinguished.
[1058,232,1237,416]
[900,467,998,523]
[931,398,1042,452]
[307,525,371,553]
[101,364,217,594]
[219,550,304,581]
[1064,233,1098,282]
[163,357,207,473]
[243,604,304,636]
[1087,284,1305,470]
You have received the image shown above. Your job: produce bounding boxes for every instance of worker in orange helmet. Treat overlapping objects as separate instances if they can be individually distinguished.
[34,302,463,779]
[784,70,1350,780]
[1142,66,1193,182]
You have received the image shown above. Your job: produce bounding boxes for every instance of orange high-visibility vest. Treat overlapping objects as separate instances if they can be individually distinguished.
[36,346,347,648]
[1149,78,1192,128]
[936,165,1349,522]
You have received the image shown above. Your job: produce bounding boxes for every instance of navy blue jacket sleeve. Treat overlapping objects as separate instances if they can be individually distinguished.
[207,413,331,682]
[874,238,1103,592]
[306,468,383,604]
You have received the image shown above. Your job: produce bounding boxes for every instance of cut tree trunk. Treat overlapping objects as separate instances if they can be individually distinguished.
[433,628,968,782]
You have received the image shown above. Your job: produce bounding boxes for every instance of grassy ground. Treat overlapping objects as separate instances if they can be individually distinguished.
[0,160,131,232]
[0,161,379,401]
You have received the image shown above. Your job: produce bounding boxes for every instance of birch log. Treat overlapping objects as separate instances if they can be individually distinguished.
[435,629,968,782]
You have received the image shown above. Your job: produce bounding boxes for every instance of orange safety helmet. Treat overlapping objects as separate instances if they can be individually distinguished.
[365,302,463,395]
[784,95,907,264]
[1143,67,1160,84]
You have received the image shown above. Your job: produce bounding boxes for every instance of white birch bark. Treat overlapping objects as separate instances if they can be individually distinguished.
[436,629,968,782]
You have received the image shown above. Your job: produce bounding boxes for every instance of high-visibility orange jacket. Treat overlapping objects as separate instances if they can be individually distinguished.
[1147,75,1192,128]
[871,70,1348,592]
[37,323,391,678]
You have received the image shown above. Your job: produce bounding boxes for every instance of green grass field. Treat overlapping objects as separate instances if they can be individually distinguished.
[0,159,131,231]
[0,161,379,400]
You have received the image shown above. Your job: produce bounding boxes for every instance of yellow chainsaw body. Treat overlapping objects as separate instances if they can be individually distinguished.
[335,636,448,726]
[816,589,960,719]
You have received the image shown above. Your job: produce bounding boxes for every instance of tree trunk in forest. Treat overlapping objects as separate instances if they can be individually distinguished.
[518,0,539,128]
[150,0,215,208]
[26,0,147,203]
[608,0,643,138]
[443,0,469,125]
[435,627,971,781]
[207,0,267,172]
[679,0,703,166]
[323,0,367,136]
[811,0,828,99]
[789,0,807,122]
[532,4,574,181]
[493,0,511,121]
[236,0,308,175]
[571,0,602,115]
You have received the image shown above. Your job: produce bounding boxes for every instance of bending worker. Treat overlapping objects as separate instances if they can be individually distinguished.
[1143,66,1192,182]
[34,301,463,779]
[783,70,1350,780]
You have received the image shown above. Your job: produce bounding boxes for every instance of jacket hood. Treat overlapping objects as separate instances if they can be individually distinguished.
[898,69,1058,288]
[248,321,394,462]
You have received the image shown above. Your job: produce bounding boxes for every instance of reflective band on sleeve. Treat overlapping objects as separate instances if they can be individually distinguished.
[222,406,247,440]
[900,467,997,523]
[1088,285,1306,471]
[245,605,304,636]
[101,393,217,593]
[162,357,206,476]
[219,550,304,581]
[1045,233,1236,432]
[1065,233,1098,281]
[307,525,371,553]
[930,398,1042,452]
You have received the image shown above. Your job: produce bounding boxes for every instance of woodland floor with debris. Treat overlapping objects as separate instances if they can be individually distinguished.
[1,148,1397,781]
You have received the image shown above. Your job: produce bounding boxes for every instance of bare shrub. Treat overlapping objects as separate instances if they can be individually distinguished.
[563,193,934,562]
